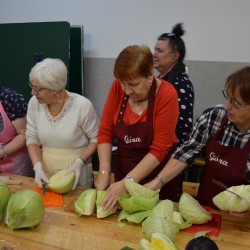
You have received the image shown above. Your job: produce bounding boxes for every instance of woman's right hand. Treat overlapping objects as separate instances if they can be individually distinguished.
[94,172,111,191]
[33,162,49,187]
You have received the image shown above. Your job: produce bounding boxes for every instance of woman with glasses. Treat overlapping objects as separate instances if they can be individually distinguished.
[0,86,33,177]
[145,66,250,217]
[95,45,179,211]
[26,58,99,190]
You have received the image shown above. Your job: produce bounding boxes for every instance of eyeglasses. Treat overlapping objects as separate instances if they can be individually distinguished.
[28,83,46,94]
[222,90,248,109]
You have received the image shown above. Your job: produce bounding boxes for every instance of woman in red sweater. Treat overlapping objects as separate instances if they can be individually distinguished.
[95,45,179,210]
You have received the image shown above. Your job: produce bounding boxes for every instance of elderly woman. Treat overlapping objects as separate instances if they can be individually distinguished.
[0,86,33,177]
[153,23,194,145]
[95,45,179,210]
[26,58,99,190]
[145,66,250,216]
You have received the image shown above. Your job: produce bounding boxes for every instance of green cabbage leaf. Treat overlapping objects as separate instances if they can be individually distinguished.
[118,193,159,214]
[124,179,159,198]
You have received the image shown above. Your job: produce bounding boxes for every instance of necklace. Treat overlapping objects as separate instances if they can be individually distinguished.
[48,91,67,117]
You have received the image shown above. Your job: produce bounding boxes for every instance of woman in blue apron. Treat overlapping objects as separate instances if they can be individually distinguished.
[145,66,250,216]
[95,45,180,211]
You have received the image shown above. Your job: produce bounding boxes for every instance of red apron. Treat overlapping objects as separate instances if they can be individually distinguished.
[114,78,179,201]
[197,118,249,208]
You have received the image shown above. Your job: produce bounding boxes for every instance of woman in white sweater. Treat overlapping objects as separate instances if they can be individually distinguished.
[26,58,99,190]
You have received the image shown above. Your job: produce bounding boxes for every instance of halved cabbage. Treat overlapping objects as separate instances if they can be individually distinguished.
[151,199,174,220]
[172,211,192,230]
[142,217,179,240]
[124,179,159,198]
[96,190,114,218]
[5,190,44,230]
[48,170,75,193]
[212,185,250,212]
[179,193,212,224]
[139,232,179,250]
[118,193,159,214]
[0,181,11,220]
[75,188,97,215]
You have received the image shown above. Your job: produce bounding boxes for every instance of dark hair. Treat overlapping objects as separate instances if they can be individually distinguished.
[114,45,153,81]
[185,236,219,250]
[157,23,186,62]
[225,66,250,104]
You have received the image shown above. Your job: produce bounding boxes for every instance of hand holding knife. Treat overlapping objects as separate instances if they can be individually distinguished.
[42,180,47,196]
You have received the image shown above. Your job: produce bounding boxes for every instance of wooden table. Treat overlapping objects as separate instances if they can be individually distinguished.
[0,174,249,250]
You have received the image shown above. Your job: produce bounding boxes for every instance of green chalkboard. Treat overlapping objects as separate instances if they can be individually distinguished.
[69,26,84,95]
[0,22,70,102]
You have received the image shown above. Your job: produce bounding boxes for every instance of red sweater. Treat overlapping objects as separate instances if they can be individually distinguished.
[98,78,179,161]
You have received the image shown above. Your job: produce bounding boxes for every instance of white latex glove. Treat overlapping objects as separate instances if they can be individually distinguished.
[65,158,84,190]
[33,162,49,188]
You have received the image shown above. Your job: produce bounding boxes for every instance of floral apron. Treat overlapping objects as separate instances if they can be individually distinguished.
[0,102,33,176]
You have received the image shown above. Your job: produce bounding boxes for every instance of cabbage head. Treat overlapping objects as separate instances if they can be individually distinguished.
[48,170,75,193]
[139,232,179,250]
[75,188,97,216]
[0,181,11,220]
[179,193,212,224]
[212,185,250,212]
[142,216,179,240]
[5,190,44,230]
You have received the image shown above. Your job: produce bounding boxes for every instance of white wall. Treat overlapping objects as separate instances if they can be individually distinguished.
[1,0,250,62]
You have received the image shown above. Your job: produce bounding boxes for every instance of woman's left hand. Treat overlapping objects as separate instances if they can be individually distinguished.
[144,177,162,190]
[101,180,127,211]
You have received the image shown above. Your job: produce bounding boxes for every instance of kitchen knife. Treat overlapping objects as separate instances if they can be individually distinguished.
[42,180,47,196]
[212,179,243,199]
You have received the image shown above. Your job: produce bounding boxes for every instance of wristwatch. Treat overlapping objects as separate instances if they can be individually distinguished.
[125,175,135,182]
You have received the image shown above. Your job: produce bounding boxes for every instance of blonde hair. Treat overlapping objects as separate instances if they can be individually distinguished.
[29,58,67,90]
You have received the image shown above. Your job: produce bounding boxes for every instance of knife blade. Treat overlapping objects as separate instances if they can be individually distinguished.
[212,179,243,199]
[42,180,47,196]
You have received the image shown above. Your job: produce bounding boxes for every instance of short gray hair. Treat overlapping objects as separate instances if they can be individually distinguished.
[29,58,68,90]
